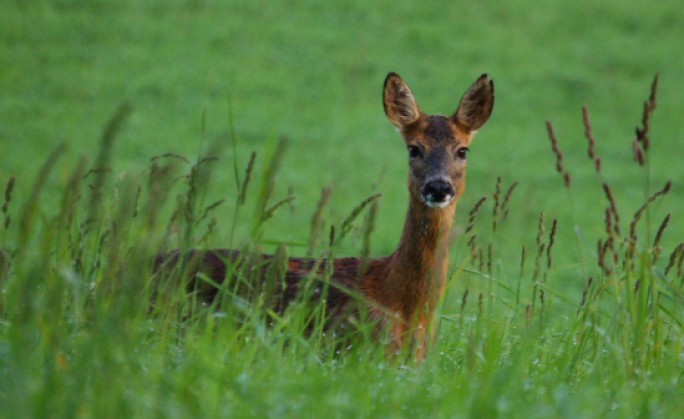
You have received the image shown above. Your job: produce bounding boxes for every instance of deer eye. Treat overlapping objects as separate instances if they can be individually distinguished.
[455,147,469,160]
[407,145,423,159]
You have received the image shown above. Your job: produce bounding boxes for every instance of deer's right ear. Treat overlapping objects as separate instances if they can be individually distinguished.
[383,72,422,129]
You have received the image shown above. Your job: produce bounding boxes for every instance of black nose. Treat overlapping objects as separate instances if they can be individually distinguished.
[422,179,455,204]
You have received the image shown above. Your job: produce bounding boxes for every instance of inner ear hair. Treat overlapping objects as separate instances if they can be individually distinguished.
[384,73,421,128]
[453,75,494,132]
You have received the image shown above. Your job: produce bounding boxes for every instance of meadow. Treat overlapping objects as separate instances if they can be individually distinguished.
[1,0,683,417]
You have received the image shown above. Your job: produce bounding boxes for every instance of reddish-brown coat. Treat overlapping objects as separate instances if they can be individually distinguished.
[155,72,494,360]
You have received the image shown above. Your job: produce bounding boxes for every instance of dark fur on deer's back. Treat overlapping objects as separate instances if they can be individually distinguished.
[153,249,374,318]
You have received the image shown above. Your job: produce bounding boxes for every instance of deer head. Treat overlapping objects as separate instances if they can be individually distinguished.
[383,73,494,209]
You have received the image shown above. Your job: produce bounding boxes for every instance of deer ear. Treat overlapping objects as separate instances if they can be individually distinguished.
[452,74,494,132]
[383,72,422,129]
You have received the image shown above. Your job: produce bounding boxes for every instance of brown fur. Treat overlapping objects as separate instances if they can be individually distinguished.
[154,72,494,360]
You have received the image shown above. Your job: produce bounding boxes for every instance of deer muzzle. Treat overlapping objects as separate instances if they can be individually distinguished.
[421,178,455,208]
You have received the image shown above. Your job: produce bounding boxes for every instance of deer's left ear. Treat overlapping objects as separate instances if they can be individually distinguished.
[383,72,422,129]
[452,74,494,132]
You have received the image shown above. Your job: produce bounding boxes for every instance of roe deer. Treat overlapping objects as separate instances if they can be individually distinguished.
[155,72,494,360]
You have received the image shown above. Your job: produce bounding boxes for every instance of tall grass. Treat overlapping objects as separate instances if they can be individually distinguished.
[0,77,683,418]
[449,74,683,399]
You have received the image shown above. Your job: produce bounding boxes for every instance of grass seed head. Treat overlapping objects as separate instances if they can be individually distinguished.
[2,177,14,229]
[546,121,571,188]
[2,176,15,213]
[664,243,684,276]
[465,196,487,234]
[547,219,558,269]
[602,183,621,235]
[492,177,502,232]
[579,276,593,312]
[582,105,597,159]
[604,208,613,238]
[635,73,660,153]
[652,213,671,261]
[487,243,493,274]
[536,211,545,247]
[239,151,257,205]
[501,182,518,221]
[629,181,672,244]
[520,245,526,278]
[468,234,478,262]
[461,288,470,312]
[632,138,645,166]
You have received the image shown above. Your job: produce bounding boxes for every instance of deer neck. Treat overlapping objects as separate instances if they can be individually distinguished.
[386,194,456,315]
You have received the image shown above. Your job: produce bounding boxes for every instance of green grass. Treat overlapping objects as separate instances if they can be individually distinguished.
[2,0,684,417]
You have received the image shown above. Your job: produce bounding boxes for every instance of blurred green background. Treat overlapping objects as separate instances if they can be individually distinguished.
[2,2,683,417]
[1,0,682,259]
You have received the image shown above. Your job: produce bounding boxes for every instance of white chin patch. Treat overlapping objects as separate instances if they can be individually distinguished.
[424,196,453,209]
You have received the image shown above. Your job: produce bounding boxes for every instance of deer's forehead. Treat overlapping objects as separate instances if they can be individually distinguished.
[424,115,454,143]
[408,115,465,147]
